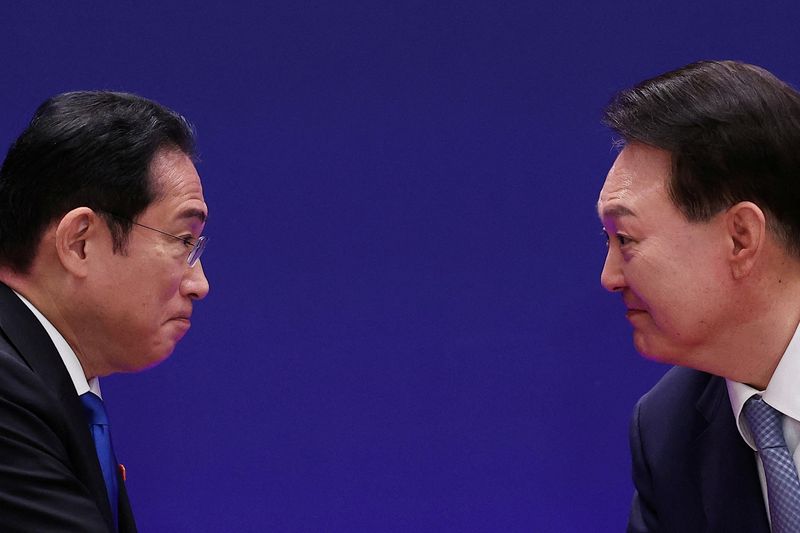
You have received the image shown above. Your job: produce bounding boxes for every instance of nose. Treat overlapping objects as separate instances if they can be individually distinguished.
[600,248,625,292]
[182,259,210,300]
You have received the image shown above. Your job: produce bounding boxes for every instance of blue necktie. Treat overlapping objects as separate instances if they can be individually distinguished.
[743,395,800,532]
[80,392,119,529]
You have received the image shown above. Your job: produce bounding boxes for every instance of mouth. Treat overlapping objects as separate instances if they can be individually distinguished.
[173,307,193,321]
[625,308,647,319]
[169,315,192,327]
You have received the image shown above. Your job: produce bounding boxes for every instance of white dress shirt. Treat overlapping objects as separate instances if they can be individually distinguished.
[13,290,101,398]
[727,322,800,526]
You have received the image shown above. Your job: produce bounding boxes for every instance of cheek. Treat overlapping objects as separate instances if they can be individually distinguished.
[161,271,184,297]
[648,268,726,336]
[623,259,694,322]
[121,275,183,325]
[624,254,674,299]
[142,264,185,298]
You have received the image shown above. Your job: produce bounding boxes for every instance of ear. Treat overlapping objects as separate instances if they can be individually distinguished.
[54,207,103,278]
[725,201,766,280]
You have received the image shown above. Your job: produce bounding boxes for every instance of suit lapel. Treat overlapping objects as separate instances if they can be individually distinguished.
[118,472,137,532]
[0,283,116,531]
[693,375,770,532]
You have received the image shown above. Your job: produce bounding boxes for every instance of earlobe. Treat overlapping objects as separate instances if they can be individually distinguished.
[726,202,766,280]
[54,207,98,277]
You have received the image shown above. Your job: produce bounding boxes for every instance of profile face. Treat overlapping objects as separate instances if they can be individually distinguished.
[89,148,210,373]
[597,142,731,367]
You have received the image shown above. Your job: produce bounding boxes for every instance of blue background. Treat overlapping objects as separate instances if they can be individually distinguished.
[1,2,798,531]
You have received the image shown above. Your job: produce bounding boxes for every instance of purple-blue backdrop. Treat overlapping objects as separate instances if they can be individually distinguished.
[1,2,797,531]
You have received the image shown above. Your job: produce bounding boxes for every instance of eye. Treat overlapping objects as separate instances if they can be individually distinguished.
[616,233,634,247]
[602,228,633,247]
[178,235,195,248]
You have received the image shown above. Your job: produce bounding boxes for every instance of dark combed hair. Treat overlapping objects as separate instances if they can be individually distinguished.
[0,91,195,272]
[603,60,800,256]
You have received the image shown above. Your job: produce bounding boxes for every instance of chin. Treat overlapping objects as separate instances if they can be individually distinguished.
[633,333,677,365]
[132,345,177,372]
[635,342,692,369]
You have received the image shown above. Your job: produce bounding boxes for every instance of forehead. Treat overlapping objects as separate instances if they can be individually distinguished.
[147,149,207,222]
[597,143,672,219]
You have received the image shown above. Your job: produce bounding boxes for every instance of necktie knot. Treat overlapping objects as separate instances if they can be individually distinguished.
[744,395,786,451]
[80,392,109,426]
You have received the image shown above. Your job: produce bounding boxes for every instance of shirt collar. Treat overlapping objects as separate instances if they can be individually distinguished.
[12,290,101,398]
[727,322,800,450]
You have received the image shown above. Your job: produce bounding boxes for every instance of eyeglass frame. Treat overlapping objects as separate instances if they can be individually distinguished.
[100,212,207,267]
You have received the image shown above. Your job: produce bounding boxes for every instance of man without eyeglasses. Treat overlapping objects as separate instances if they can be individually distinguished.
[0,92,209,532]
[598,61,800,532]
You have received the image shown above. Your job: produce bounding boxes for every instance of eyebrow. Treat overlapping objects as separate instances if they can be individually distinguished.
[178,208,208,223]
[599,204,636,219]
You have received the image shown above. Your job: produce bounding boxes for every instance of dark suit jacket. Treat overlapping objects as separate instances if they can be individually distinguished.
[0,283,136,532]
[627,366,770,532]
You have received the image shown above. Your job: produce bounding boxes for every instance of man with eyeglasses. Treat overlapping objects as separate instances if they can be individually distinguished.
[0,91,209,532]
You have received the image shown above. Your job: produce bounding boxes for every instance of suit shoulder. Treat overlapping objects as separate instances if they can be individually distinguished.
[0,325,71,442]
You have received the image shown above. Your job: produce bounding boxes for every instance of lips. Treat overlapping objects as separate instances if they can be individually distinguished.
[169,316,192,338]
[625,308,646,318]
[622,296,647,319]
[169,309,192,326]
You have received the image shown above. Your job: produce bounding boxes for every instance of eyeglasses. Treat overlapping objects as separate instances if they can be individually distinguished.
[129,221,207,267]
[103,213,207,267]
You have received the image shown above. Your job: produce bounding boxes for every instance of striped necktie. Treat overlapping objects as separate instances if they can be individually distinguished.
[743,395,800,532]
